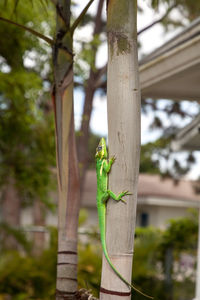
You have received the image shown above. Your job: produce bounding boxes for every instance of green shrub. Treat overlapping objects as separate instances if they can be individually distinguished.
[0,227,57,300]
[0,214,198,300]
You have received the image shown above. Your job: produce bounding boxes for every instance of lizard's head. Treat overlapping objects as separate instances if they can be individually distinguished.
[95,138,107,159]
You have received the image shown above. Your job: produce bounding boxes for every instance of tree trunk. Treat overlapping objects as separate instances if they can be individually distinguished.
[77,0,104,193]
[53,1,80,299]
[100,1,140,300]
[1,177,21,249]
[33,199,45,256]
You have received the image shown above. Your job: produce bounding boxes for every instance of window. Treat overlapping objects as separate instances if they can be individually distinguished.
[140,212,149,227]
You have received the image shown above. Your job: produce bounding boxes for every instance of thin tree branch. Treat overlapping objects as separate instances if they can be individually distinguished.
[94,64,107,89]
[0,16,54,45]
[138,4,176,36]
[70,0,96,35]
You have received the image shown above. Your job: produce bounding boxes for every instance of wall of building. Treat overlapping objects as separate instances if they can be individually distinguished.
[136,204,196,229]
[20,196,198,236]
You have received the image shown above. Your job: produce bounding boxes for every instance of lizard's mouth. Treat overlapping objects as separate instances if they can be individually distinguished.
[95,150,100,158]
[95,150,103,159]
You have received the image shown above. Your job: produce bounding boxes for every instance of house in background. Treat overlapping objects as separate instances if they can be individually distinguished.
[21,171,200,232]
[137,173,200,228]
[139,17,200,101]
[81,170,200,230]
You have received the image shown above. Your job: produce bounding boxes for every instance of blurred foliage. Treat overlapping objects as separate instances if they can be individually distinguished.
[0,212,198,299]
[75,33,102,77]
[140,136,196,179]
[132,227,164,300]
[78,209,102,297]
[132,212,198,299]
[140,139,168,174]
[149,0,200,21]
[79,208,89,226]
[0,227,57,300]
[134,227,162,278]
[159,211,198,257]
[141,98,199,179]
[0,0,56,213]
[78,241,102,297]
[0,222,32,253]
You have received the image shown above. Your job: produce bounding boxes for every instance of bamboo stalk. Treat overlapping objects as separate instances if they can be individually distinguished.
[100,1,140,299]
[53,1,95,298]
[52,1,80,299]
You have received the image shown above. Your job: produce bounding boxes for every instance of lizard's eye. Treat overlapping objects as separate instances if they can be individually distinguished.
[98,146,102,151]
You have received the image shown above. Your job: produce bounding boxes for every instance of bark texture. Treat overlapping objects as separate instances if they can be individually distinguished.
[100,1,140,299]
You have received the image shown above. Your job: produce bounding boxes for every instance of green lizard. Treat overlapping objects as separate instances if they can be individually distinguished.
[95,138,153,299]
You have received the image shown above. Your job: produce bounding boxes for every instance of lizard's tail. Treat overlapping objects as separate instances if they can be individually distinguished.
[102,245,153,299]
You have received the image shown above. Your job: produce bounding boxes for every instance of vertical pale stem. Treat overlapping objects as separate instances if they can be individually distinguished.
[53,1,80,298]
[55,80,80,299]
[100,1,140,300]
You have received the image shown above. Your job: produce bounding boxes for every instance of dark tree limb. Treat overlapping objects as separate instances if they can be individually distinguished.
[0,16,54,45]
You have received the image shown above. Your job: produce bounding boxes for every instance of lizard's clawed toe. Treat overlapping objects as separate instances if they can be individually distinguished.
[120,198,127,204]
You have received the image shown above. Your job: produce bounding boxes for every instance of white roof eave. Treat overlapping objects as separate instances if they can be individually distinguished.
[139,26,200,101]
[171,115,200,151]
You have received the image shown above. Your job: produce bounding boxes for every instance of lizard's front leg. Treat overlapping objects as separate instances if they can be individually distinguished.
[103,156,116,173]
[106,189,131,203]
